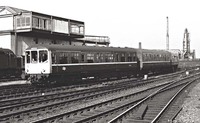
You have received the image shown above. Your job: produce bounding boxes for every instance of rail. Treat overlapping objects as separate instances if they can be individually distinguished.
[108,72,200,123]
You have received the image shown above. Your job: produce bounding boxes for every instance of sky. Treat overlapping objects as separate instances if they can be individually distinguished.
[1,0,200,58]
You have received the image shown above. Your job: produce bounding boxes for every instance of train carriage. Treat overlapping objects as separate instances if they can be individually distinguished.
[0,48,22,78]
[140,49,178,74]
[25,44,179,85]
[25,45,139,84]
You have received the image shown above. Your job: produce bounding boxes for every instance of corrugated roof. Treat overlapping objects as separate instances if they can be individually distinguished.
[0,6,84,23]
[0,6,29,14]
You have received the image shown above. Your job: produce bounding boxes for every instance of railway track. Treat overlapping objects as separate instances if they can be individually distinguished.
[0,70,185,101]
[108,72,200,123]
[0,78,172,122]
[30,73,198,123]
[0,69,198,123]
[0,77,22,83]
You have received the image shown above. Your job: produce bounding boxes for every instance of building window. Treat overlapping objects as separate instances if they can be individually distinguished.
[44,19,47,29]
[17,18,20,27]
[39,19,44,29]
[32,17,51,30]
[32,17,39,28]
[21,17,25,26]
[70,23,84,35]
[16,16,31,28]
[47,20,51,30]
[26,17,30,26]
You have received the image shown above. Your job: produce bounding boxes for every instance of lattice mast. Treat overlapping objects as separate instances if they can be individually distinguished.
[166,16,169,50]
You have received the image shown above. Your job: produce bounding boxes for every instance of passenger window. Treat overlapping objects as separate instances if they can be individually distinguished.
[115,53,119,62]
[71,52,79,63]
[105,53,114,62]
[121,53,125,62]
[96,53,103,63]
[127,53,133,62]
[31,51,38,63]
[87,53,94,63]
[59,52,69,64]
[133,53,136,61]
[81,54,85,62]
[39,50,48,63]
[26,51,30,63]
[52,53,56,64]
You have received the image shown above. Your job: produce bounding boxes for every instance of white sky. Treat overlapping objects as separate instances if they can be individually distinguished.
[1,0,200,58]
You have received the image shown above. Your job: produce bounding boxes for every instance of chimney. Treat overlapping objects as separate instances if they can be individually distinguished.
[139,42,142,49]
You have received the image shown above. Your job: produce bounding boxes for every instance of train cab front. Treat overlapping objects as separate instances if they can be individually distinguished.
[25,48,51,84]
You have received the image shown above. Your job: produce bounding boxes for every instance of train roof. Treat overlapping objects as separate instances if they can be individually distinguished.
[26,44,171,55]
[0,48,15,54]
[141,49,171,54]
[26,44,138,53]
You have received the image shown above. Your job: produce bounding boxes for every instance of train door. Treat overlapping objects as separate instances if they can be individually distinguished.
[81,52,86,63]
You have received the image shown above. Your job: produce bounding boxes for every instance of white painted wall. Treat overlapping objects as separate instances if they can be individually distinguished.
[17,36,83,56]
[0,17,13,31]
[0,34,11,49]
[17,36,34,56]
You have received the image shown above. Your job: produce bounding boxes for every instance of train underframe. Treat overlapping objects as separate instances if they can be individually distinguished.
[0,68,22,79]
[28,63,178,85]
[29,69,138,85]
[28,64,137,85]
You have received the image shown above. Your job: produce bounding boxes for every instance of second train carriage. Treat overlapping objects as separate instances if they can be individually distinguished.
[25,44,179,85]
[141,49,179,74]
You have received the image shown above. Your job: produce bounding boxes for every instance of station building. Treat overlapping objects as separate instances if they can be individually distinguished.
[0,6,110,58]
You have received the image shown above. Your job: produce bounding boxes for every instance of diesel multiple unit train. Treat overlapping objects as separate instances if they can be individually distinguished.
[0,48,22,79]
[24,44,179,85]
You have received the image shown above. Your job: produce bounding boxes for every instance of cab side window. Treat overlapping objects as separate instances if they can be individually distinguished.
[31,51,38,63]
[39,50,48,63]
[26,51,30,63]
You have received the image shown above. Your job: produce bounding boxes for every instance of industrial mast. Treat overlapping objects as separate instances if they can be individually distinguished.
[183,28,195,59]
[166,16,169,50]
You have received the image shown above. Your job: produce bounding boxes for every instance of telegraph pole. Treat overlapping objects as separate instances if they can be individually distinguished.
[166,16,169,50]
